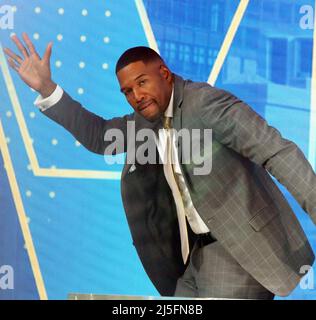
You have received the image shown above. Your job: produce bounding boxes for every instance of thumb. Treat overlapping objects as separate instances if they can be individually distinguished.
[43,42,53,64]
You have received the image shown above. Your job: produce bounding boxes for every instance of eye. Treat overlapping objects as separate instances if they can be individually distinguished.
[139,79,146,86]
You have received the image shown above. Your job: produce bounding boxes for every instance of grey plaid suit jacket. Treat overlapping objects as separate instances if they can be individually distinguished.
[42,74,316,297]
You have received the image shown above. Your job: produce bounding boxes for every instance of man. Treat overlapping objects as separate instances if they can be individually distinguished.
[4,33,316,299]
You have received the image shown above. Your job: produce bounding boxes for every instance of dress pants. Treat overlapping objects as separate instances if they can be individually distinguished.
[174,239,275,300]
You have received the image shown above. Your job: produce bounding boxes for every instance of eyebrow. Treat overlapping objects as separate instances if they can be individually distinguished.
[120,73,147,92]
[134,73,147,81]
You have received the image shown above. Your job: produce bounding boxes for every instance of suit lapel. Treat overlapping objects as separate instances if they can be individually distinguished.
[173,75,185,162]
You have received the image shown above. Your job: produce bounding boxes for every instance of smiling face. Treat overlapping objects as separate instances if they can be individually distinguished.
[116,60,174,121]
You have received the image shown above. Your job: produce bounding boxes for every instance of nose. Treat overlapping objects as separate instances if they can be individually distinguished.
[133,88,145,103]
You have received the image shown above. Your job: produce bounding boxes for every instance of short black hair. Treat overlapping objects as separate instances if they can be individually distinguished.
[115,46,164,73]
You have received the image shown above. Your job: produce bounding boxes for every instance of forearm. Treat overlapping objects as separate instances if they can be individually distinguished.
[263,142,316,224]
[41,91,115,155]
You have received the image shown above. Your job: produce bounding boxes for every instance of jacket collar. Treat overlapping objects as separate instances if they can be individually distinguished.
[173,74,184,110]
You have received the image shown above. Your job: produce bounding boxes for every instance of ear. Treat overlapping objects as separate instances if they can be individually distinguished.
[159,64,172,82]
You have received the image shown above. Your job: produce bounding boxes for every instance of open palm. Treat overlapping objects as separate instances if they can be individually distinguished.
[4,32,55,96]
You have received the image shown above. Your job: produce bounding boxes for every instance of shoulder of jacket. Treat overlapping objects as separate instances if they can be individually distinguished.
[183,79,225,98]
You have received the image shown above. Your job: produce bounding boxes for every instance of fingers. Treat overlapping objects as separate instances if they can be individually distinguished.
[22,32,39,58]
[43,42,53,64]
[7,58,20,72]
[10,34,29,59]
[3,47,23,65]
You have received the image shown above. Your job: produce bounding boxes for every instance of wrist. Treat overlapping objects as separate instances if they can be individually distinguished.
[38,81,57,98]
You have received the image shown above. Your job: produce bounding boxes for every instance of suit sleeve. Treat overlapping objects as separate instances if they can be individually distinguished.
[41,90,134,155]
[199,86,316,225]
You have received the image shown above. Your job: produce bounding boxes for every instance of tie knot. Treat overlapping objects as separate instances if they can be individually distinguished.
[163,116,172,129]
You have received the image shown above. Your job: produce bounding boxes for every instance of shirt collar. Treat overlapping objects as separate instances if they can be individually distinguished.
[164,86,174,118]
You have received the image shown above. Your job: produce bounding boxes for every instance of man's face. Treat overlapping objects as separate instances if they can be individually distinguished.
[116,60,173,121]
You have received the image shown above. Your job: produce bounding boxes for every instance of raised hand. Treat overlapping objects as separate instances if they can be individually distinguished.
[4,32,56,97]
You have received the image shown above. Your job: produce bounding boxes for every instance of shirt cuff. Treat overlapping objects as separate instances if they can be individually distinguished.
[34,85,64,111]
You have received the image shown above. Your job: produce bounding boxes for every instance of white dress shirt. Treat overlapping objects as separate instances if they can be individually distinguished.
[34,86,210,234]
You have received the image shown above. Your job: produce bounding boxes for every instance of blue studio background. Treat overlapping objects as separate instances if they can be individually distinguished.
[0,0,315,299]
